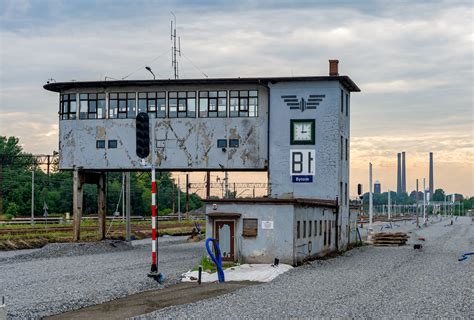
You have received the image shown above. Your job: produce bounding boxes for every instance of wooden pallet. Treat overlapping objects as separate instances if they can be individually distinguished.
[372,232,409,246]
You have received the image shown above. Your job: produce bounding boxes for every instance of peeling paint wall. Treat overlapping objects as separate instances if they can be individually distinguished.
[58,84,268,170]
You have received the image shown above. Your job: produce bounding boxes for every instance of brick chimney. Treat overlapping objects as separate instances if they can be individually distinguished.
[329,59,339,76]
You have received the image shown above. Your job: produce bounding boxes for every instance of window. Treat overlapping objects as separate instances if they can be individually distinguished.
[217,139,227,148]
[340,182,343,205]
[79,93,106,119]
[309,221,312,237]
[314,220,317,236]
[303,221,306,238]
[345,138,348,161]
[297,221,300,239]
[324,220,327,245]
[138,92,166,118]
[168,91,196,118]
[340,89,344,114]
[319,220,322,236]
[341,135,343,160]
[328,222,332,246]
[108,140,118,149]
[229,90,258,117]
[345,93,349,117]
[96,140,105,149]
[199,91,227,117]
[109,93,136,119]
[345,182,348,206]
[60,94,77,119]
[229,139,239,148]
[242,218,258,237]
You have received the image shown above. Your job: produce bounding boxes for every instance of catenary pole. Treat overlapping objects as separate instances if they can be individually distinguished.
[31,164,35,225]
[368,163,373,239]
[388,189,391,220]
[423,178,426,226]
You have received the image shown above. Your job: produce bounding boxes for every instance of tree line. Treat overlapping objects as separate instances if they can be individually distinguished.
[0,136,202,218]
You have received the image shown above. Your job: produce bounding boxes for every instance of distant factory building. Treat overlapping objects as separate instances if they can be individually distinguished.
[374,180,381,194]
[396,152,407,194]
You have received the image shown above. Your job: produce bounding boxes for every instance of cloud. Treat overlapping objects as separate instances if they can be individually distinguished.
[0,0,472,195]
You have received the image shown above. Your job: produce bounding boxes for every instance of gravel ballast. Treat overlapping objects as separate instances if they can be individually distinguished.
[0,236,204,319]
[137,216,473,319]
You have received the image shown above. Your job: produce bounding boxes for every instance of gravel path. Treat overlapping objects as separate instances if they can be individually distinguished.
[0,236,204,319]
[138,217,473,319]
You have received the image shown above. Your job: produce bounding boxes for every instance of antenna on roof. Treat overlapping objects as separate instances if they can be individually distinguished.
[171,12,181,79]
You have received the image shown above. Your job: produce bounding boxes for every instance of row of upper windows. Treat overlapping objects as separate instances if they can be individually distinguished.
[59,90,259,120]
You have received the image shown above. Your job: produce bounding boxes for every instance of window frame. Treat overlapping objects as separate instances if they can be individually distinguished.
[229,90,258,117]
[168,91,196,118]
[199,91,227,118]
[109,92,136,119]
[138,92,166,118]
[340,89,344,114]
[60,93,77,120]
[108,140,118,149]
[96,140,105,149]
[79,93,106,119]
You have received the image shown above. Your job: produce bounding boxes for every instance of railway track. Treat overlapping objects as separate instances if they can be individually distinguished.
[0,222,197,236]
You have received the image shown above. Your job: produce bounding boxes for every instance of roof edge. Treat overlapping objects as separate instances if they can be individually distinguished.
[43,75,360,93]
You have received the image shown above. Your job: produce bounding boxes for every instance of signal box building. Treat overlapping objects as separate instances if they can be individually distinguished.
[44,60,360,265]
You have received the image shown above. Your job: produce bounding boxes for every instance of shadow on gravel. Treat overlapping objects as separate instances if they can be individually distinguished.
[45,281,258,320]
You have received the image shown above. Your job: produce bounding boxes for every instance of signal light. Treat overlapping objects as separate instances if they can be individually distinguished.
[136,112,150,158]
[357,183,362,196]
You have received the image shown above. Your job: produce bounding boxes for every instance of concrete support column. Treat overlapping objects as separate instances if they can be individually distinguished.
[97,172,106,240]
[125,172,131,242]
[73,168,84,242]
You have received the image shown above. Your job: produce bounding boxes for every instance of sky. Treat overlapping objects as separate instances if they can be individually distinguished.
[0,0,473,197]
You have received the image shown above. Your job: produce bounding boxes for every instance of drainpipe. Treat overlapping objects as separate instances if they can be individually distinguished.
[258,80,271,196]
[335,197,339,251]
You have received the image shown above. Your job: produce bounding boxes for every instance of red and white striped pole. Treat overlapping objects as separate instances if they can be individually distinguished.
[151,167,158,273]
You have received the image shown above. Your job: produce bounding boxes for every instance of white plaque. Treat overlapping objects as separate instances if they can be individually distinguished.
[261,221,274,229]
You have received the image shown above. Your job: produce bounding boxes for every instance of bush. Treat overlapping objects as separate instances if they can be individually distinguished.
[5,203,20,217]
[3,213,14,220]
[160,208,173,215]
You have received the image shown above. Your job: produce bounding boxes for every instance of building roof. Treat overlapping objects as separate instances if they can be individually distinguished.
[43,75,360,93]
[204,197,338,208]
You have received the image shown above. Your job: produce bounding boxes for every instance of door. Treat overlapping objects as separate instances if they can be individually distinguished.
[215,220,235,261]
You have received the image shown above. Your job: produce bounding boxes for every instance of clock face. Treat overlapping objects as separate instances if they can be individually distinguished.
[294,122,313,141]
[290,119,315,145]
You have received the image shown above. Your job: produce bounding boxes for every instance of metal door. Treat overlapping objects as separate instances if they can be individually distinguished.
[215,220,235,261]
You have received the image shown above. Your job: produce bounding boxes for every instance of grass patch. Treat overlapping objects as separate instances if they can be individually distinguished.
[191,255,239,273]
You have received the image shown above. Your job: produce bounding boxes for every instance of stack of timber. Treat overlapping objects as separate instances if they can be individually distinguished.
[372,232,409,246]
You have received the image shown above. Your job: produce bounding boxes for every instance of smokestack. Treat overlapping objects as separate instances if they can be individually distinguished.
[397,153,402,194]
[429,152,434,195]
[401,152,406,193]
[329,60,339,76]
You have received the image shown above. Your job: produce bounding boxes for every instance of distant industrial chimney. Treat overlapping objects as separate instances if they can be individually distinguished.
[401,152,406,193]
[329,60,339,76]
[397,153,402,194]
[429,152,434,195]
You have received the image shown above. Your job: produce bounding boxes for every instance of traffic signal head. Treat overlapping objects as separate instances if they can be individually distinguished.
[357,183,362,196]
[136,112,150,158]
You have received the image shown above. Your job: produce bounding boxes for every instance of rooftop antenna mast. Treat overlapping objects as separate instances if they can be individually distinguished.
[171,12,181,79]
